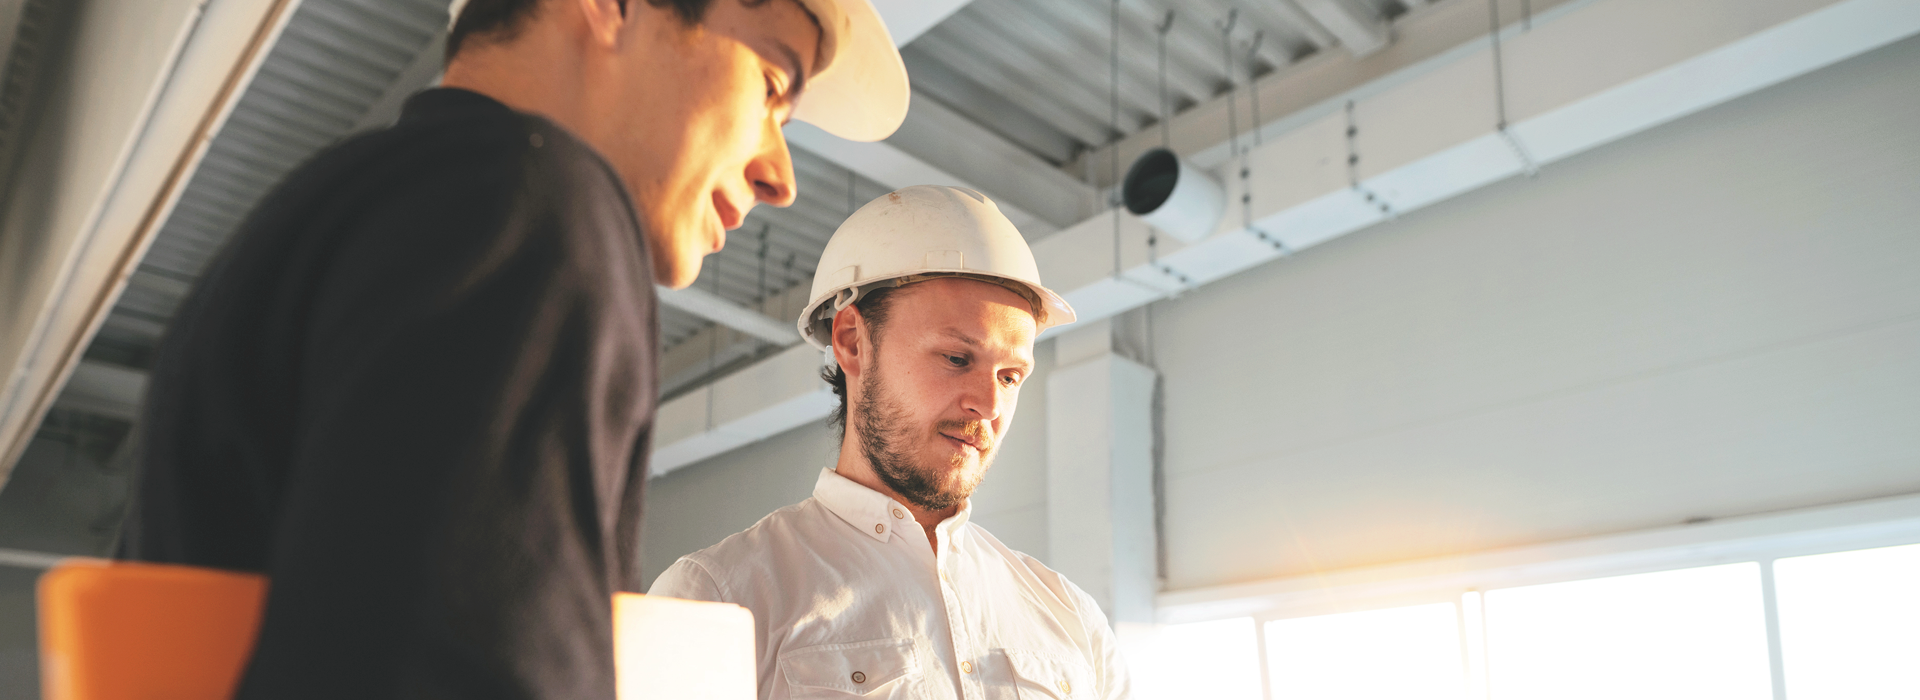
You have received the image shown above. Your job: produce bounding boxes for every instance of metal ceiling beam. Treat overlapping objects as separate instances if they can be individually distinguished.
[882,93,1095,230]
[785,120,1065,237]
[51,361,148,421]
[655,284,800,346]
[644,0,1920,476]
[1295,0,1392,57]
[0,0,302,486]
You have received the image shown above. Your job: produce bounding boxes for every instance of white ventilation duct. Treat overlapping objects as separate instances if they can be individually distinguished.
[1122,147,1224,244]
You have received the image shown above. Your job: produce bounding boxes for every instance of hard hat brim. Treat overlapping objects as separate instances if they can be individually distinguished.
[791,0,910,142]
[799,271,1076,351]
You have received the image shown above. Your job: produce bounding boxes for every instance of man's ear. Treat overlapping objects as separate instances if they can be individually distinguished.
[831,304,865,381]
[575,0,630,48]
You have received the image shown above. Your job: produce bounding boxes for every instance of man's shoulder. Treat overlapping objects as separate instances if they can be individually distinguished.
[680,498,829,570]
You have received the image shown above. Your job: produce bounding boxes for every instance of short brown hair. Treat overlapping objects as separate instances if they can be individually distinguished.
[446,0,726,62]
[820,286,903,437]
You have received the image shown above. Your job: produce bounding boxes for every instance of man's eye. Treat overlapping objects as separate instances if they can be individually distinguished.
[945,355,967,368]
[1001,373,1021,387]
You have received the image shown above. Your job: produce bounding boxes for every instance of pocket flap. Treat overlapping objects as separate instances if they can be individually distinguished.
[1004,649,1093,698]
[780,638,919,694]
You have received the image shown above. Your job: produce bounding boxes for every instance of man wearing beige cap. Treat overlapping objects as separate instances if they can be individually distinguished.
[652,186,1133,699]
[115,0,905,697]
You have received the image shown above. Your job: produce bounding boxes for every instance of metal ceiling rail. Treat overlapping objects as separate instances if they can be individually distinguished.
[645,0,1920,477]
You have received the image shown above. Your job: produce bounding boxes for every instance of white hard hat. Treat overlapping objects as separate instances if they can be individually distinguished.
[446,0,908,142]
[798,185,1076,350]
[788,0,911,142]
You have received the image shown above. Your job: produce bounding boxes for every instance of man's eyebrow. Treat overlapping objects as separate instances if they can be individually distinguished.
[939,329,983,348]
[772,41,809,102]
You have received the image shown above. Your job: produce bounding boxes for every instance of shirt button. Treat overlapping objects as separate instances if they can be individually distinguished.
[851,671,866,684]
[960,660,973,674]
[893,508,905,519]
[1059,679,1072,693]
[874,523,885,534]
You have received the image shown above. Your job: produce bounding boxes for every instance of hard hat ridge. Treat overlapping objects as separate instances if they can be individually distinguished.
[798,185,1076,351]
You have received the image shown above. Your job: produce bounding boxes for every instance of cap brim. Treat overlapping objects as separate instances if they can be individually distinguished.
[791,0,910,142]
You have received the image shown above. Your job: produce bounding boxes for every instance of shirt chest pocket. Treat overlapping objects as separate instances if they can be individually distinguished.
[780,638,922,698]
[1002,649,1095,699]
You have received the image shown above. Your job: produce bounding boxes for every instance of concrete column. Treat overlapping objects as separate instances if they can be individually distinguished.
[1045,320,1158,625]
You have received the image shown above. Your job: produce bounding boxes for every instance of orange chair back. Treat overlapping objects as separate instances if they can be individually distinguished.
[37,559,756,700]
[38,559,268,700]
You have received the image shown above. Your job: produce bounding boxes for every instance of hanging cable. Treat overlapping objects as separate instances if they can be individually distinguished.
[1344,100,1395,218]
[1239,30,1262,233]
[1488,0,1539,176]
[1247,31,1264,148]
[1156,10,1174,149]
[1522,0,1533,31]
[1109,0,1123,280]
[755,223,769,309]
[1221,9,1239,163]
[1240,30,1290,254]
[1150,10,1174,272]
[705,254,721,430]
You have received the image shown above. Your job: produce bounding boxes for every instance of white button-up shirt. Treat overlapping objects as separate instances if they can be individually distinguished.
[650,469,1131,699]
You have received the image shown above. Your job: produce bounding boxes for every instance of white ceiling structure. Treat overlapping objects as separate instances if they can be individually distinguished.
[1,0,1917,549]
[650,0,1920,475]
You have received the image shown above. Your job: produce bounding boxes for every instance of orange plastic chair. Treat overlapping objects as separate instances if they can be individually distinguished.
[38,559,754,700]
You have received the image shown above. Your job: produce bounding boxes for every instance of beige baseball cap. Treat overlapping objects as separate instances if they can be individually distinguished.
[446,0,908,142]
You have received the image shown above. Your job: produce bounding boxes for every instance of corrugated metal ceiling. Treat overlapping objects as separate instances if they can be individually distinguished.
[54,0,1421,427]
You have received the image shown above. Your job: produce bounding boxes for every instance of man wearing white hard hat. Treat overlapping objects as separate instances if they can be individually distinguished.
[116,0,906,697]
[651,186,1132,699]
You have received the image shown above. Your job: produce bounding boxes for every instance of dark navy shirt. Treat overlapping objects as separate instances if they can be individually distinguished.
[119,88,657,700]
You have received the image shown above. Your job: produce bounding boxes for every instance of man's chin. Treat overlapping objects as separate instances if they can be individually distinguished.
[652,248,706,289]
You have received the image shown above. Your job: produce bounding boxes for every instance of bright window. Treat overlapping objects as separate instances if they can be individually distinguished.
[1480,562,1773,700]
[1264,602,1466,700]
[1127,617,1263,700]
[1774,542,1920,700]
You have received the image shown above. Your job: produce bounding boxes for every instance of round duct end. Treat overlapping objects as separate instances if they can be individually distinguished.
[1122,147,1225,244]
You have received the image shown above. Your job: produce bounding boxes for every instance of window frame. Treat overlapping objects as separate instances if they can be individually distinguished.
[1150,493,1920,700]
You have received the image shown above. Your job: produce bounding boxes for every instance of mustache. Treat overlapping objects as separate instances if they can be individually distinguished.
[937,420,994,452]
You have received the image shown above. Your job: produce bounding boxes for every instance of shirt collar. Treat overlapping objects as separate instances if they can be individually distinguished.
[813,468,972,542]
[397,87,514,125]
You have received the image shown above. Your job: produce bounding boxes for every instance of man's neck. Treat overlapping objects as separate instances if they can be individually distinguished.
[441,27,597,148]
[834,446,958,553]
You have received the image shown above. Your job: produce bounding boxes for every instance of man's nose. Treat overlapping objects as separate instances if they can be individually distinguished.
[746,122,798,208]
[959,374,1007,424]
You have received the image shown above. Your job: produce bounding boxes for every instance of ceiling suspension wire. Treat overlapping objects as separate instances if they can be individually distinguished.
[756,223,770,308]
[1488,0,1540,176]
[1156,10,1174,149]
[1109,0,1123,280]
[1221,9,1239,163]
[1150,9,1175,270]
[1247,31,1264,148]
[1236,29,1289,256]
[1342,100,1392,219]
[705,251,721,430]
[1238,30,1263,235]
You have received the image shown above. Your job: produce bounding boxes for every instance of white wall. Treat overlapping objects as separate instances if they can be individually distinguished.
[1154,32,1920,591]
[642,34,1920,596]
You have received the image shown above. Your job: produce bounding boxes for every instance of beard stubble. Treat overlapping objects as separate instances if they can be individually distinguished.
[855,357,994,512]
